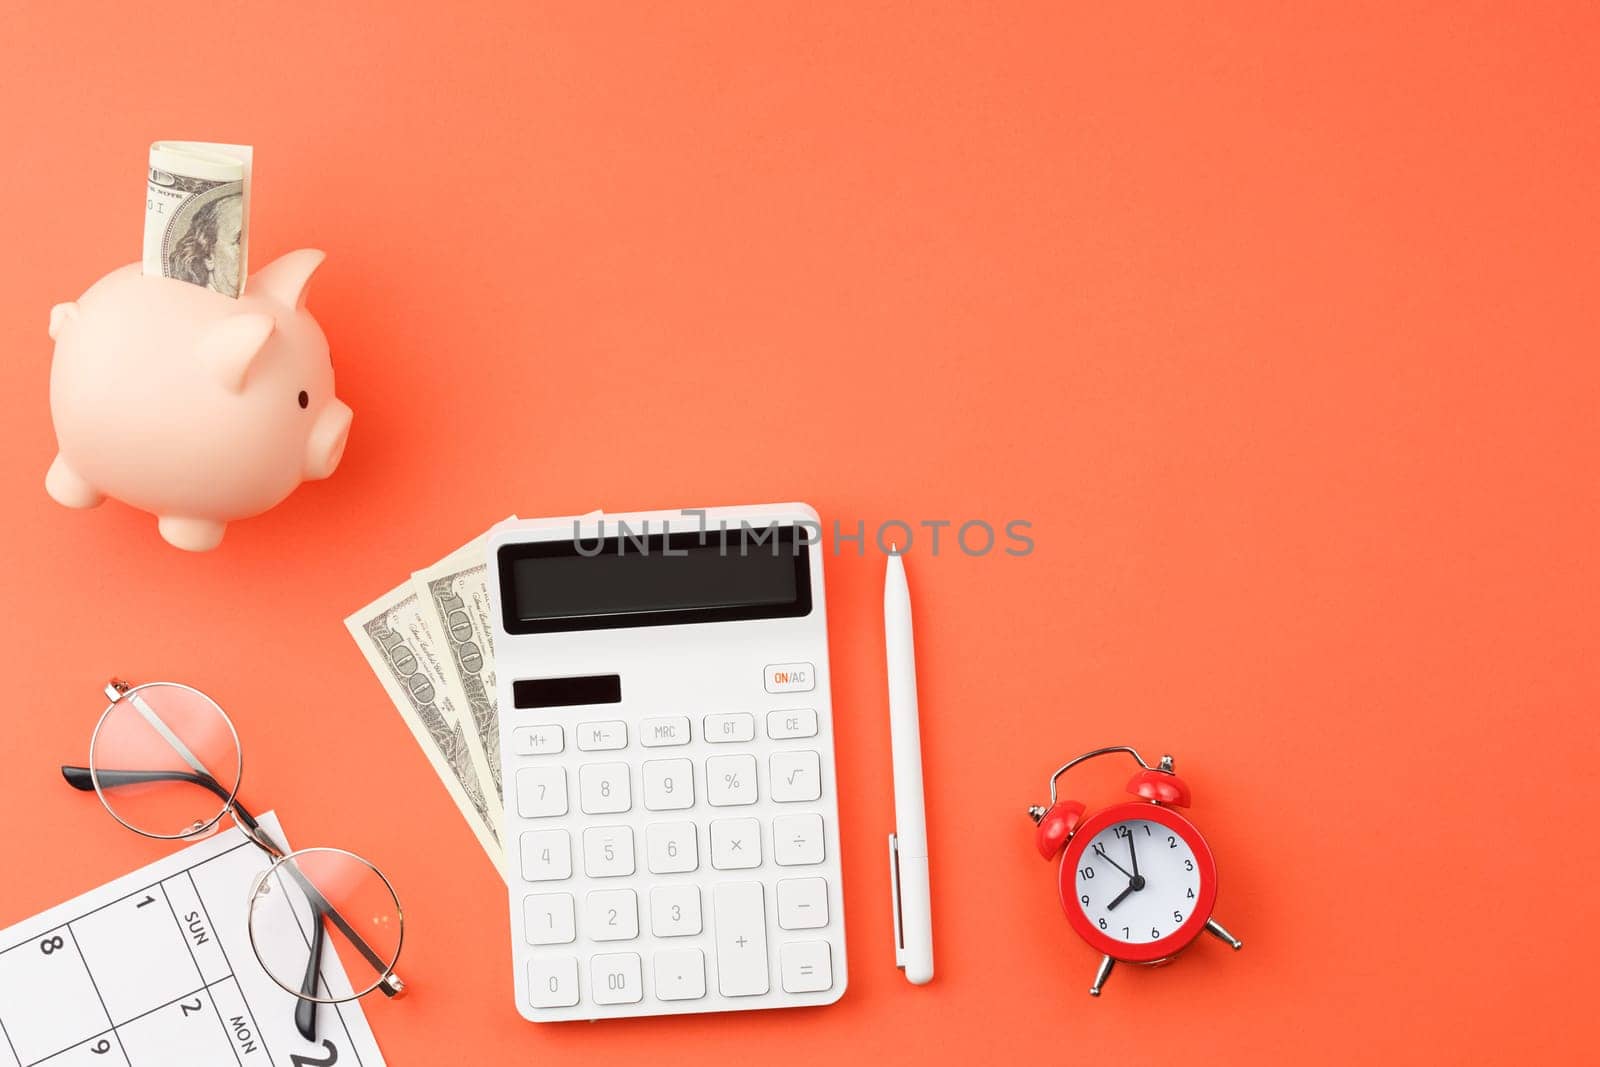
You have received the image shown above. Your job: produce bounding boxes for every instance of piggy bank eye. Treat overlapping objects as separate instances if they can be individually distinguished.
[297,390,309,409]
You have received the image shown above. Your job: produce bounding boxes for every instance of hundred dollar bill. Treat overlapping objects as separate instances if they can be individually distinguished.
[346,581,504,875]
[413,525,513,814]
[144,141,252,297]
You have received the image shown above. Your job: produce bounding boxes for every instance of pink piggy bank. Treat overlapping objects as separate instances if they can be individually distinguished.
[44,250,352,551]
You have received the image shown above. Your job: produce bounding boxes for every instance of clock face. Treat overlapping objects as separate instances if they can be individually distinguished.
[1072,818,1202,946]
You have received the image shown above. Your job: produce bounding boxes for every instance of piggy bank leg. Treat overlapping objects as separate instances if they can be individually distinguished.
[158,516,227,552]
[45,454,105,509]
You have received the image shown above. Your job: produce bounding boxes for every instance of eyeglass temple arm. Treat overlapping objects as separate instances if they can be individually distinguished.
[296,917,328,1041]
[60,766,405,1000]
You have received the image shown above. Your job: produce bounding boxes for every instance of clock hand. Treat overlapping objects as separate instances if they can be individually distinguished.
[1092,843,1133,880]
[1106,882,1136,911]
[1127,832,1140,879]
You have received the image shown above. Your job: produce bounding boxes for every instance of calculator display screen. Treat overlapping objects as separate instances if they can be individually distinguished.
[500,524,812,633]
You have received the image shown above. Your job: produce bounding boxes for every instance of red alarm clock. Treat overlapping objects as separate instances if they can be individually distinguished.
[1027,746,1242,995]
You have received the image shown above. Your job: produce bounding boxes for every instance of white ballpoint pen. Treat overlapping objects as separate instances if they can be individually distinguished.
[885,548,934,984]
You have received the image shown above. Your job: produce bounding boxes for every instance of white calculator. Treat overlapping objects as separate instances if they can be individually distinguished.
[487,503,847,1021]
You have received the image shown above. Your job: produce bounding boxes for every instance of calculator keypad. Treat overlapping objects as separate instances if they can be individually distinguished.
[509,687,844,1019]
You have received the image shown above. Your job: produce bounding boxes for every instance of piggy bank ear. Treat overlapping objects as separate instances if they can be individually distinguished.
[248,249,325,310]
[198,312,276,392]
[48,302,78,340]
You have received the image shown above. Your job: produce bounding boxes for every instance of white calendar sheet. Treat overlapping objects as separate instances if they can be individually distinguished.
[0,813,387,1067]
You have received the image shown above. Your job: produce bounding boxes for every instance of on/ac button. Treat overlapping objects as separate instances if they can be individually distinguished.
[764,662,815,694]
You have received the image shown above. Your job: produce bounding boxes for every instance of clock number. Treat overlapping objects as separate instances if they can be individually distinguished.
[1168,835,1177,848]
[1098,918,1107,929]
[1144,824,1152,836]
[1184,858,1194,871]
[1121,926,1129,938]
[1151,927,1160,938]
[1079,867,1094,880]
[1174,910,1183,923]
[1114,825,1130,839]
[1080,894,1090,905]
[1187,887,1195,899]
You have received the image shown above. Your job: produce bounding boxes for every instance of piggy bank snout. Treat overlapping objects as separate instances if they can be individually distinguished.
[305,398,352,480]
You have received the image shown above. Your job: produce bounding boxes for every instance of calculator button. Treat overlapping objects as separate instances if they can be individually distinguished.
[591,952,644,1005]
[642,758,695,811]
[704,712,755,743]
[769,750,822,803]
[713,882,770,996]
[528,955,580,1008]
[512,724,564,755]
[524,893,576,944]
[764,662,816,693]
[650,885,703,937]
[773,813,825,866]
[780,940,833,993]
[577,721,627,751]
[516,766,569,818]
[645,821,699,874]
[710,817,762,870]
[585,889,640,942]
[766,709,818,739]
[640,716,691,747]
[583,826,636,878]
[520,830,572,882]
[579,762,631,814]
[653,947,707,1001]
[777,877,829,930]
[706,753,758,806]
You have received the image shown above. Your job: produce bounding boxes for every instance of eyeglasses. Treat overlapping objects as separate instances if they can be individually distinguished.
[58,679,407,1042]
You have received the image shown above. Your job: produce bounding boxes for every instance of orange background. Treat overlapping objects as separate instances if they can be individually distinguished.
[1,2,1596,1063]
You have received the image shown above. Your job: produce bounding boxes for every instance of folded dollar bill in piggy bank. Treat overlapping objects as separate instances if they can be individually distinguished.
[44,250,353,551]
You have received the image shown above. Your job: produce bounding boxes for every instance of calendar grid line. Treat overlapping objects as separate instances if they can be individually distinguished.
[22,975,253,1067]
[157,881,243,1067]
[0,842,257,964]
[58,926,128,1067]
[1,1015,21,1067]
[185,869,275,1065]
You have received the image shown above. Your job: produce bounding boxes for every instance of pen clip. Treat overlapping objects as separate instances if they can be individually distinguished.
[889,832,906,969]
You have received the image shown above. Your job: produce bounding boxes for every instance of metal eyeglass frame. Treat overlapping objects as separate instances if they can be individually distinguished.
[58,679,406,1042]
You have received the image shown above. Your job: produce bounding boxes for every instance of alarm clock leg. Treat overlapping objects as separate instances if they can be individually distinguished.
[1204,918,1243,950]
[1089,954,1115,996]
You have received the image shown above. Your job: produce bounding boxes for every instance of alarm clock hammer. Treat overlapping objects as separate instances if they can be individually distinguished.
[1028,746,1242,996]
